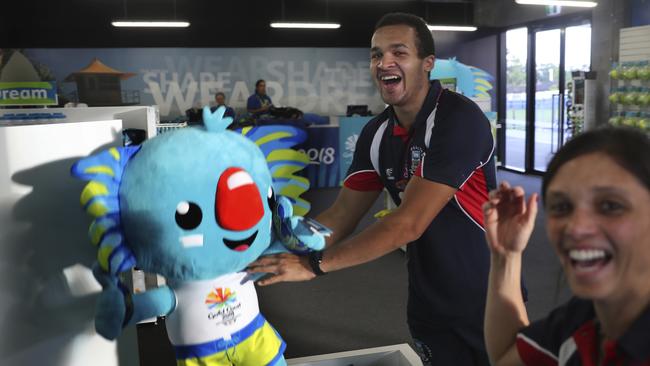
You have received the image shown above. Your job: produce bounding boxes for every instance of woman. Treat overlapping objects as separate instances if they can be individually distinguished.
[484,127,650,365]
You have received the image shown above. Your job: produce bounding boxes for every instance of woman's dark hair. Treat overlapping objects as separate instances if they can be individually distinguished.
[542,126,650,202]
[374,12,435,58]
[255,79,265,88]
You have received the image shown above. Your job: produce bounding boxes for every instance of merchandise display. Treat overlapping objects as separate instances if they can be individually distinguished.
[565,83,583,136]
[155,121,188,135]
[0,112,67,121]
[71,106,327,365]
[610,61,650,81]
[565,71,597,137]
[609,61,650,131]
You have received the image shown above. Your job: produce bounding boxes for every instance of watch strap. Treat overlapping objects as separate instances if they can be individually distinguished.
[308,251,327,276]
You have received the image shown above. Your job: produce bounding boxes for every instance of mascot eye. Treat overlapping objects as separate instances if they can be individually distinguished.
[267,186,277,211]
[216,167,264,231]
[175,201,203,230]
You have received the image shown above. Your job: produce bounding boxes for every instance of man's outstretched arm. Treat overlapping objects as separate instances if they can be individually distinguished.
[247,176,456,285]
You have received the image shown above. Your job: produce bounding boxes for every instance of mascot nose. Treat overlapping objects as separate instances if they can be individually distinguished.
[216,167,264,231]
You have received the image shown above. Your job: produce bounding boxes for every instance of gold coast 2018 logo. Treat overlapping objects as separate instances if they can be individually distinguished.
[206,288,237,310]
[205,287,242,325]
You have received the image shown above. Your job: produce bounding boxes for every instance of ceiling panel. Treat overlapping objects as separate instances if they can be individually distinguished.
[2,0,479,47]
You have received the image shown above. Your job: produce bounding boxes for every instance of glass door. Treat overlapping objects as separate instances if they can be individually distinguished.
[504,28,528,171]
[533,29,561,172]
[499,20,591,173]
[563,24,592,143]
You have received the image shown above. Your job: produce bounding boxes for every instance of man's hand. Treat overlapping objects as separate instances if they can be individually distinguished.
[247,253,315,286]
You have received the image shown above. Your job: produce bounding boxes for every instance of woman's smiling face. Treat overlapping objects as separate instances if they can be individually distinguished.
[545,152,650,302]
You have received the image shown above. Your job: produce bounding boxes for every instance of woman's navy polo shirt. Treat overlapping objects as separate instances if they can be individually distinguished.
[517,297,650,365]
[344,80,496,331]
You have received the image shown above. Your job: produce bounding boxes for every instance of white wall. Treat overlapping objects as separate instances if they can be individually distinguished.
[0,120,139,366]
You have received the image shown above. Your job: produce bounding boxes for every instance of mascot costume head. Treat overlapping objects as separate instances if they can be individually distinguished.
[429,58,493,99]
[72,107,326,366]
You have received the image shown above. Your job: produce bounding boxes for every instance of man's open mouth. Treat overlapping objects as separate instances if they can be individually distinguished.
[380,74,402,85]
[223,231,258,252]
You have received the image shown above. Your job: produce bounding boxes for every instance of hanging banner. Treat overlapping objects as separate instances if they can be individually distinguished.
[300,125,340,189]
[0,82,58,106]
[338,116,372,184]
[1,48,385,119]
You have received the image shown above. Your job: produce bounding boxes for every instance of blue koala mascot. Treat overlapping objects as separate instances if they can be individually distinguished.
[71,107,326,366]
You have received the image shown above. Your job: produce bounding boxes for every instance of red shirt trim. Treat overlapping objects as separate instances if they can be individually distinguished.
[455,167,489,228]
[343,170,383,191]
[392,124,409,143]
[516,334,558,366]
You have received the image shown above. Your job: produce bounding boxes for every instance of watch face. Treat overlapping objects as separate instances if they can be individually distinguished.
[314,251,323,262]
[309,251,326,275]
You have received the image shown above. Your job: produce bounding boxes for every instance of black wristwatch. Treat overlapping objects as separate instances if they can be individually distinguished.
[308,251,327,276]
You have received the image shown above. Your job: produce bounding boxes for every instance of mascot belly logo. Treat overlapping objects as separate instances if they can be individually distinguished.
[206,287,237,310]
[206,287,241,326]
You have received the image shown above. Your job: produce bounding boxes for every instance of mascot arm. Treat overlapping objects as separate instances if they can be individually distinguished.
[128,285,176,326]
[92,264,175,340]
[273,196,328,254]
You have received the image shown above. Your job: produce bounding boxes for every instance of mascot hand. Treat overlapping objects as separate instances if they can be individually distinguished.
[274,196,328,253]
[287,216,327,252]
[203,105,234,129]
[92,263,130,340]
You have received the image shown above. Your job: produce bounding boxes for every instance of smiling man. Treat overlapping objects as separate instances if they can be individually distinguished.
[248,12,497,365]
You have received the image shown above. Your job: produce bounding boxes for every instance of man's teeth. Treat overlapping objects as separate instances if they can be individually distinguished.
[381,75,400,81]
[568,249,607,261]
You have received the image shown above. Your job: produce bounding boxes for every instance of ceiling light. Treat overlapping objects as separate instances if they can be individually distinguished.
[515,0,597,7]
[427,25,477,32]
[112,21,190,28]
[270,22,341,29]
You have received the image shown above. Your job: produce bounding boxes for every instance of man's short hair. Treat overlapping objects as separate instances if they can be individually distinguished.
[255,79,265,88]
[374,12,435,59]
[215,92,225,99]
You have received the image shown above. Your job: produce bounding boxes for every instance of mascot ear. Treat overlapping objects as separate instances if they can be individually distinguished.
[203,106,233,132]
[71,146,139,276]
[237,125,312,216]
[71,146,140,185]
[71,146,140,217]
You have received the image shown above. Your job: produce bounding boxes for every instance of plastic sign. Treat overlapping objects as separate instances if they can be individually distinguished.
[0,82,58,106]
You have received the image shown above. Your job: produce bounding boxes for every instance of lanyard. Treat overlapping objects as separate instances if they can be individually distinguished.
[257,94,269,107]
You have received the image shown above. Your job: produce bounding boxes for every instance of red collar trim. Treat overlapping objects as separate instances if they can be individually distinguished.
[392,124,409,137]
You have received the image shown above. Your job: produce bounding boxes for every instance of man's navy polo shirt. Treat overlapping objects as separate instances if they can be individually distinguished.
[517,297,650,365]
[247,93,273,113]
[344,80,496,332]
